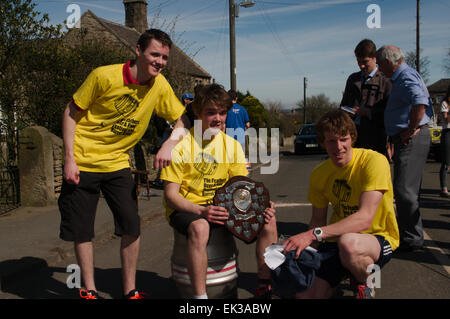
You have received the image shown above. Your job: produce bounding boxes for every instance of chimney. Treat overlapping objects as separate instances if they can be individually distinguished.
[124,0,148,34]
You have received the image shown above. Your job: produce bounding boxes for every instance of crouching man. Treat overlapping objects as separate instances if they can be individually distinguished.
[161,84,278,299]
[283,109,399,299]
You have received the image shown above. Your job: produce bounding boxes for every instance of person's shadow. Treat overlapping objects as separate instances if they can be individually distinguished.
[0,257,179,299]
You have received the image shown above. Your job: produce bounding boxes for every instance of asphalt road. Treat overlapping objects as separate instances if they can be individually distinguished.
[1,148,449,301]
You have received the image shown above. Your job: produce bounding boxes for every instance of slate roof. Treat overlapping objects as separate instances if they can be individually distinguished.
[79,10,211,79]
[428,78,450,94]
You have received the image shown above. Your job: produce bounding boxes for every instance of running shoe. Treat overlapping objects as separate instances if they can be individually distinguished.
[253,285,272,299]
[124,289,149,299]
[79,289,99,299]
[356,284,375,299]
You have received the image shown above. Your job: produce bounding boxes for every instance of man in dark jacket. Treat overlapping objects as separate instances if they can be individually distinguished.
[340,39,391,157]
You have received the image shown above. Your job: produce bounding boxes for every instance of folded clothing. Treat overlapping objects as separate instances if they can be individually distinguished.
[271,247,337,293]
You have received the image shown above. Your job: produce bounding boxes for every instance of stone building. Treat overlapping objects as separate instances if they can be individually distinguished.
[428,78,450,104]
[64,0,211,96]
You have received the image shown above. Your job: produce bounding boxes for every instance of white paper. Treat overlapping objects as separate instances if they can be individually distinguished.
[341,105,355,115]
[264,245,286,270]
[264,244,318,270]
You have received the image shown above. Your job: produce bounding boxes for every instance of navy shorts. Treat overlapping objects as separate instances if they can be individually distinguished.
[316,235,393,288]
[58,168,140,243]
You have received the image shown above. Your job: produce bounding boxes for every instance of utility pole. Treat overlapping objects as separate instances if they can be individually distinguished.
[303,77,307,124]
[229,0,237,91]
[416,0,420,74]
[229,1,254,91]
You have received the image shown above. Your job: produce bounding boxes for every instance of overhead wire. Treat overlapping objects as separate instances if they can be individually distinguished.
[176,0,223,21]
[254,2,302,76]
[207,0,229,86]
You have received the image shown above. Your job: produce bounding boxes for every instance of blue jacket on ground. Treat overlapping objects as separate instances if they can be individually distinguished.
[271,249,322,293]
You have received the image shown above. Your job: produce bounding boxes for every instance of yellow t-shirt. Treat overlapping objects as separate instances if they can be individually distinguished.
[72,62,185,172]
[161,129,248,221]
[308,148,399,250]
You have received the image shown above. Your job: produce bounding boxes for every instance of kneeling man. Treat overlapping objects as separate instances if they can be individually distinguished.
[283,109,399,299]
[161,84,278,299]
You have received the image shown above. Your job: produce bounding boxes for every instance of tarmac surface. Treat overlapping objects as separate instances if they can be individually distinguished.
[0,148,449,303]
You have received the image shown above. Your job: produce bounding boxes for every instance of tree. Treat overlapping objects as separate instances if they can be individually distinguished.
[405,49,430,84]
[0,0,62,165]
[264,100,300,137]
[444,48,450,75]
[0,0,134,167]
[296,94,338,124]
[22,32,131,137]
[240,95,268,130]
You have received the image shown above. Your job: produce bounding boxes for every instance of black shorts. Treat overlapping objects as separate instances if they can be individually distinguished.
[316,235,393,288]
[58,168,140,243]
[169,209,221,237]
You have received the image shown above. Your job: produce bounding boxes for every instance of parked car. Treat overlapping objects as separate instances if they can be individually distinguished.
[294,123,325,155]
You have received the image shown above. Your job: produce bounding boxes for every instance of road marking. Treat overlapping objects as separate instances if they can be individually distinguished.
[274,202,312,208]
[275,203,450,276]
[423,230,450,276]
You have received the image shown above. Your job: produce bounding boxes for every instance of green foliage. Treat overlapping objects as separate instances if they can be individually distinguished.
[297,93,338,124]
[0,0,62,164]
[0,0,132,140]
[22,36,131,136]
[240,95,268,130]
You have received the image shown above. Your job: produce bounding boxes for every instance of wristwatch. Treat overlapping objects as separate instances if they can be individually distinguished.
[313,227,324,242]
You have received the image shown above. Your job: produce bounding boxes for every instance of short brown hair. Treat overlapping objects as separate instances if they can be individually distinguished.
[228,89,238,101]
[316,109,358,146]
[137,28,172,51]
[191,84,233,115]
[354,39,376,58]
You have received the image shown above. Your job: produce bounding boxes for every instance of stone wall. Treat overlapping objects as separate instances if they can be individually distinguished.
[18,126,58,206]
[18,126,157,206]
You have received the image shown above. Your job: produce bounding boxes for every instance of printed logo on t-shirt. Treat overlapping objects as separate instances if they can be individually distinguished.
[332,179,358,217]
[191,152,226,197]
[109,94,141,136]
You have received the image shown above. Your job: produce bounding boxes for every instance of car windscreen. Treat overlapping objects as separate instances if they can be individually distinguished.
[300,126,316,135]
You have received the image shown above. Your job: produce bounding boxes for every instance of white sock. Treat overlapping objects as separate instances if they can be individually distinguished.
[193,293,208,299]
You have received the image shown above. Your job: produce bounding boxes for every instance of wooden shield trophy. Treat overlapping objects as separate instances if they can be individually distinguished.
[213,176,270,243]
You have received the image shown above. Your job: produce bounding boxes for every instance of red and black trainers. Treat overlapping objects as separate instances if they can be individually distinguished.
[79,289,99,299]
[355,284,375,299]
[253,285,272,299]
[124,289,149,299]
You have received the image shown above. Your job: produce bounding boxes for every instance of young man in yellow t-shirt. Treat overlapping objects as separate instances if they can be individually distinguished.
[59,29,190,299]
[283,109,399,299]
[161,84,278,299]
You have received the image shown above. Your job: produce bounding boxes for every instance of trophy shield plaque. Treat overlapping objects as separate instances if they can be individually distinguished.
[213,176,270,243]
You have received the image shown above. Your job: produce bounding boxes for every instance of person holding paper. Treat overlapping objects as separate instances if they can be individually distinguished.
[283,110,399,299]
[340,39,392,157]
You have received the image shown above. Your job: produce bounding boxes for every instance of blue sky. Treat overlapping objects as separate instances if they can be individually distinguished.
[35,0,450,109]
